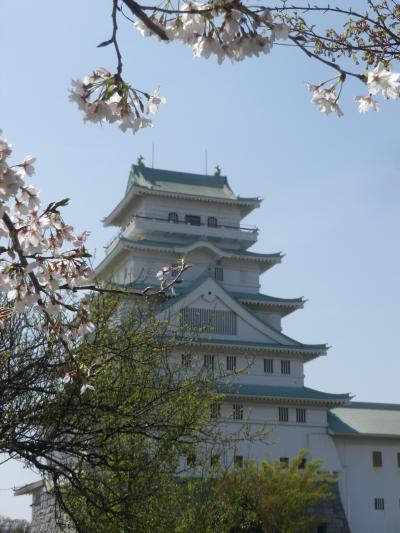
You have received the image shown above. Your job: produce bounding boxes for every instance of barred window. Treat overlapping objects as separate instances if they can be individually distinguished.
[281,360,291,375]
[208,216,218,227]
[185,214,201,226]
[181,353,191,368]
[187,454,196,467]
[181,308,237,335]
[397,452,400,468]
[214,266,224,281]
[296,408,306,423]
[227,355,237,371]
[264,358,274,374]
[168,211,179,223]
[279,407,289,422]
[299,457,307,469]
[234,455,243,468]
[232,404,243,420]
[210,403,221,419]
[372,451,382,467]
[374,498,384,511]
[204,354,215,371]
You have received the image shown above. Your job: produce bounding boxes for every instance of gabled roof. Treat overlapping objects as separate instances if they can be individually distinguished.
[96,238,282,279]
[104,165,261,226]
[329,402,400,438]
[157,274,327,360]
[219,383,350,407]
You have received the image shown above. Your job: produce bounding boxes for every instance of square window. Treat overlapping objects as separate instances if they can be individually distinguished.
[372,451,382,467]
[278,407,289,423]
[234,455,243,468]
[210,403,221,419]
[281,360,291,375]
[227,355,237,371]
[185,215,201,226]
[296,408,306,423]
[232,404,243,420]
[264,359,274,374]
[374,498,384,511]
[397,452,400,468]
[204,354,215,371]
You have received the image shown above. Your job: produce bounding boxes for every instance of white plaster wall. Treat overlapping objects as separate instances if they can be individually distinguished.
[333,436,400,533]
[140,196,243,227]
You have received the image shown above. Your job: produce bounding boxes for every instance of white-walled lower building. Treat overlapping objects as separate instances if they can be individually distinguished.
[16,163,400,533]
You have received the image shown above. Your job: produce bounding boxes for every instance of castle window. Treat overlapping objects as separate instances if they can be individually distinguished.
[264,358,273,374]
[281,360,291,375]
[168,211,179,223]
[374,498,384,511]
[181,353,191,368]
[227,355,237,371]
[207,216,218,227]
[278,407,289,423]
[210,403,221,419]
[204,354,215,371]
[181,308,237,335]
[296,408,306,423]
[234,455,243,468]
[397,452,400,468]
[372,451,382,467]
[187,454,196,467]
[214,266,224,281]
[185,214,201,226]
[232,404,243,420]
[299,457,307,469]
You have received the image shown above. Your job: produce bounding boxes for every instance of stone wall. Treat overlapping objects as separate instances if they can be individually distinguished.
[30,488,74,533]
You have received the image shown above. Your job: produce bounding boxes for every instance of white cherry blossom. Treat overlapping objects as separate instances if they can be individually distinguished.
[367,63,400,100]
[355,95,379,113]
[147,86,167,115]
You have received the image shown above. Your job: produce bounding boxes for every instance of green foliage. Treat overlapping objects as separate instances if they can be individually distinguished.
[212,451,336,533]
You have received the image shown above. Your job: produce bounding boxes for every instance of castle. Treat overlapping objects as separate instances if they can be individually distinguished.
[16,163,400,533]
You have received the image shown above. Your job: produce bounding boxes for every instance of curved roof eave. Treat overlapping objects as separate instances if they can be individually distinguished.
[103,185,261,227]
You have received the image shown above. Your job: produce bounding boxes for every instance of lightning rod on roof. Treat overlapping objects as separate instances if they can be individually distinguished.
[152,143,155,168]
[205,149,208,175]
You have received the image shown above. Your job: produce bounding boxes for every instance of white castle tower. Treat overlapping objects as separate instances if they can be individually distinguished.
[15,162,400,533]
[95,161,400,533]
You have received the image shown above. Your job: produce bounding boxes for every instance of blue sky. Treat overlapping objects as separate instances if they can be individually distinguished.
[1,0,400,520]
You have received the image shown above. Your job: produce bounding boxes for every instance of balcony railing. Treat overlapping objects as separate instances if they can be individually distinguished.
[132,214,258,232]
[104,215,258,251]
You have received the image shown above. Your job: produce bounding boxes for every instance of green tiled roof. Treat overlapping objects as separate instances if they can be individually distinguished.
[198,337,327,354]
[120,237,281,261]
[219,384,349,404]
[128,165,260,203]
[231,291,304,307]
[329,402,400,437]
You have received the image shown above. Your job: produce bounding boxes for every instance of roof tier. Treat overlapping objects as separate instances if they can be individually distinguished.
[329,402,400,438]
[219,383,350,407]
[104,164,261,227]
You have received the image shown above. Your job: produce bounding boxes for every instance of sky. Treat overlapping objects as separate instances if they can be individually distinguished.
[1,0,400,521]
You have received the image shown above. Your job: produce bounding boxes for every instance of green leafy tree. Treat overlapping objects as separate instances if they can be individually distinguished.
[211,451,336,533]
